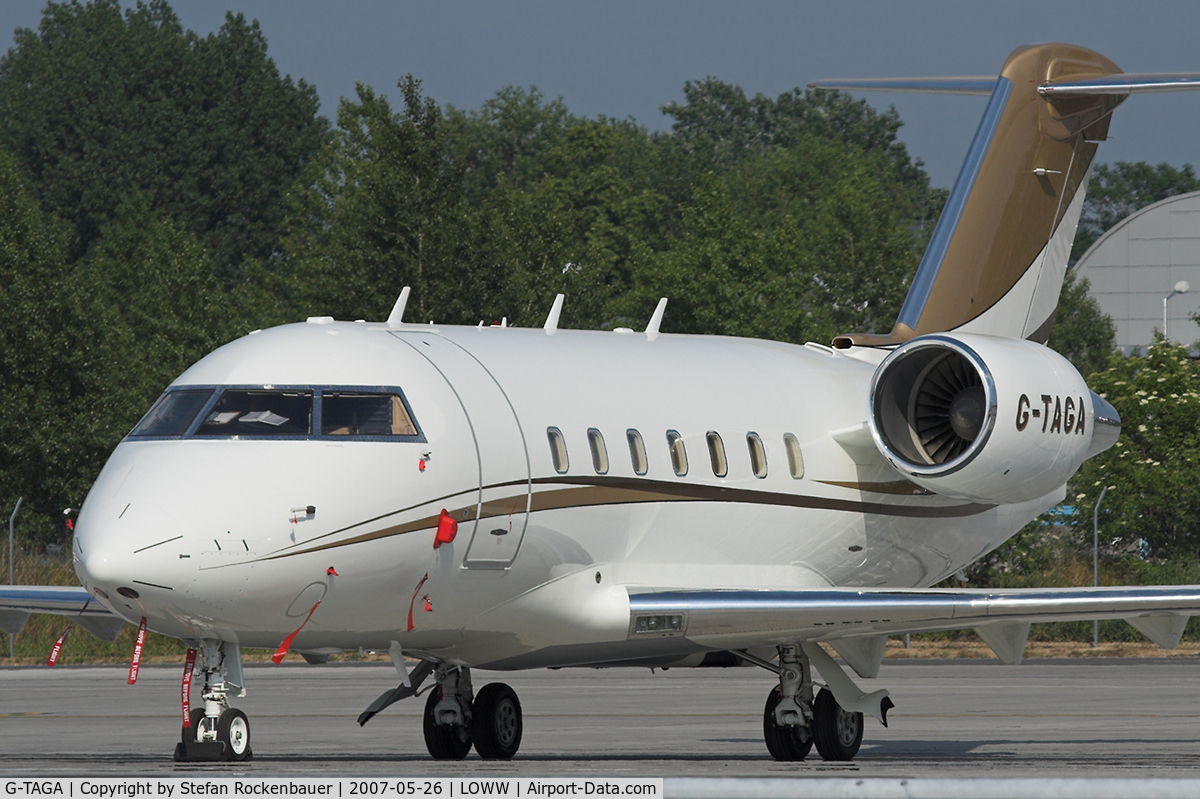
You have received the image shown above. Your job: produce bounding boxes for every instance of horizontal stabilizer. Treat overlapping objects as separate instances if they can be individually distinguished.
[1040,73,1200,97]
[808,77,996,95]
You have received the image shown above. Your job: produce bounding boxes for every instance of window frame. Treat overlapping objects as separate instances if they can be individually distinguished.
[706,431,728,478]
[547,427,569,474]
[587,428,609,475]
[784,433,805,479]
[124,385,425,442]
[747,432,768,478]
[627,429,648,476]
[666,430,689,477]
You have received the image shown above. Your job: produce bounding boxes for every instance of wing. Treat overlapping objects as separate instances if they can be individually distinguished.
[628,586,1200,667]
[0,585,126,641]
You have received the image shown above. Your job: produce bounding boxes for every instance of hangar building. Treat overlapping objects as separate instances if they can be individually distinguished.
[1073,190,1200,354]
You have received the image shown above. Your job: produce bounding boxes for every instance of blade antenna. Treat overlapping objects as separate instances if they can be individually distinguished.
[544,294,565,334]
[645,298,668,341]
[387,287,411,326]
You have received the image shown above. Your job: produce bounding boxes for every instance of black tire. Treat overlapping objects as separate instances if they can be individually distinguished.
[423,686,472,759]
[762,687,813,761]
[183,708,207,744]
[216,708,252,762]
[812,688,863,761]
[472,683,523,760]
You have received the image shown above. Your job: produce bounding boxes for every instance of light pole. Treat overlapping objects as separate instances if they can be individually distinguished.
[1163,280,1190,341]
[8,496,21,660]
[1092,485,1108,648]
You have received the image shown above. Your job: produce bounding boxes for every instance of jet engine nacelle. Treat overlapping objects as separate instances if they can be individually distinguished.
[868,333,1119,504]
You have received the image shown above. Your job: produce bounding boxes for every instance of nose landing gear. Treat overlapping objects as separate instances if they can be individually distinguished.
[175,640,252,762]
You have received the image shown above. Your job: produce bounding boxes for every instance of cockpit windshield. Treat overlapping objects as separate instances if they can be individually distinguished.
[125,385,423,441]
[196,390,313,437]
[128,389,214,437]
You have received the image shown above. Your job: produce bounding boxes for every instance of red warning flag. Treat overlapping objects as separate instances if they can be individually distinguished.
[127,616,147,684]
[407,572,429,632]
[46,624,73,667]
[272,600,321,664]
[181,648,198,726]
[46,599,90,667]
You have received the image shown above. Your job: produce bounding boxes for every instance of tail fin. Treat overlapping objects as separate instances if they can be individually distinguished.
[821,44,1200,347]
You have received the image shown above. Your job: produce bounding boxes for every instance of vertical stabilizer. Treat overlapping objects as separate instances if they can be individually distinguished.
[831,44,1130,347]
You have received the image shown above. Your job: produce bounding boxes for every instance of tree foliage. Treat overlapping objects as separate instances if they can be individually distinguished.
[0,0,328,274]
[1070,340,1200,560]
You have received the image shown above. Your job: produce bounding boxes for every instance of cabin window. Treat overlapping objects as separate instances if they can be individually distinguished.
[129,389,213,437]
[195,390,313,437]
[547,427,569,474]
[627,429,648,475]
[706,432,727,477]
[784,433,805,479]
[322,391,417,436]
[666,430,688,476]
[747,432,767,478]
[588,428,609,474]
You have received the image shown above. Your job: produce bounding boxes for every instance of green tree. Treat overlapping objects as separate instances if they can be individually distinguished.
[0,0,328,275]
[288,77,486,325]
[0,149,84,544]
[1070,340,1200,559]
[661,80,943,224]
[1047,270,1118,378]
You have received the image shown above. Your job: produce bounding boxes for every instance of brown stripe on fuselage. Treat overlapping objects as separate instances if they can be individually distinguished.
[261,475,994,561]
[817,479,935,496]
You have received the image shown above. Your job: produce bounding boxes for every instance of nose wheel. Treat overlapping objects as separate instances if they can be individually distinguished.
[173,641,253,762]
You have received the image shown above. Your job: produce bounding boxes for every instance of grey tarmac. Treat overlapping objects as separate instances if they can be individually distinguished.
[1,658,1198,777]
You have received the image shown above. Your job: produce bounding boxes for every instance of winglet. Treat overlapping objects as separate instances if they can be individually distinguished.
[544,294,565,334]
[387,287,411,326]
[645,298,668,341]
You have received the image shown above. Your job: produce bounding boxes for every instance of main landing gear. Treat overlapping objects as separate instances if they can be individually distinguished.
[175,641,253,762]
[760,644,879,762]
[423,665,524,760]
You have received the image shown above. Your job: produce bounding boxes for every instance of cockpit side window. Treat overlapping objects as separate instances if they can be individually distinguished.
[322,391,417,436]
[195,390,313,437]
[128,389,213,437]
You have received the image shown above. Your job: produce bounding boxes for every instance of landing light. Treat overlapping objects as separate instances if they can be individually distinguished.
[633,614,684,635]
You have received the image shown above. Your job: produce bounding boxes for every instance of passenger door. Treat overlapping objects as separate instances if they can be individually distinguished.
[390,331,530,568]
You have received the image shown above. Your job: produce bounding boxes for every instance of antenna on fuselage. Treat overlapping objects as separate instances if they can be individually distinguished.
[543,294,565,334]
[645,297,668,341]
[387,287,411,326]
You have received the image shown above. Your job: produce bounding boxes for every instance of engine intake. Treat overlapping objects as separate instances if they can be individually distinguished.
[871,339,996,475]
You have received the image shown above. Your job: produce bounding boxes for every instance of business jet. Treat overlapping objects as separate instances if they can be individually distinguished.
[4,43,1200,764]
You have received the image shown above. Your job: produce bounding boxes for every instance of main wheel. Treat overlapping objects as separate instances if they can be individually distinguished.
[472,683,523,760]
[423,687,472,759]
[812,687,862,761]
[216,708,252,762]
[762,687,813,761]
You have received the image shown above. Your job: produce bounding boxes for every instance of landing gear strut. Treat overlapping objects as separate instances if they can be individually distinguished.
[175,640,252,762]
[759,644,870,762]
[422,666,524,760]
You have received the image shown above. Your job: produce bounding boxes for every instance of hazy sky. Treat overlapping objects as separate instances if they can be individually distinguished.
[2,1,1199,187]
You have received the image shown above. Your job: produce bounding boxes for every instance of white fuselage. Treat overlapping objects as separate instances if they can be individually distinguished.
[73,321,1060,668]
